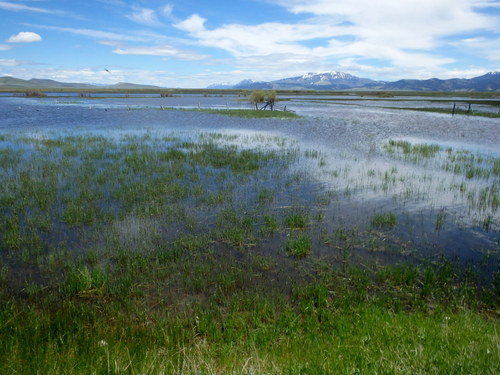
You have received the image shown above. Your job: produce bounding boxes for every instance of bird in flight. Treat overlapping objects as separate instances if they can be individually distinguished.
[104,68,110,73]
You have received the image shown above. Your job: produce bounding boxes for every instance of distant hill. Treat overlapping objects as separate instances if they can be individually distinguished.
[211,71,500,92]
[0,77,96,89]
[2,72,499,92]
[365,72,500,91]
[0,76,163,90]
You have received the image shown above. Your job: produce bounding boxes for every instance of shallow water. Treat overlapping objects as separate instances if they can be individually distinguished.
[0,94,498,268]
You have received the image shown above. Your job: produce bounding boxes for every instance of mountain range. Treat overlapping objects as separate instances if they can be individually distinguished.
[1,71,499,92]
[208,71,500,92]
[0,76,162,90]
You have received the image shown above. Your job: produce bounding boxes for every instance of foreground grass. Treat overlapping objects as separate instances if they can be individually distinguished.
[2,281,498,374]
[0,132,498,374]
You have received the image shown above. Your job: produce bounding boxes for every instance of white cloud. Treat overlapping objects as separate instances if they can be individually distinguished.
[175,18,346,56]
[30,24,152,43]
[0,59,22,66]
[272,0,497,39]
[0,1,51,13]
[0,44,12,51]
[0,1,81,18]
[172,0,498,81]
[452,37,500,62]
[161,4,173,18]
[98,40,124,47]
[7,32,42,43]
[436,68,493,79]
[113,44,208,60]
[175,14,207,33]
[127,7,163,27]
[26,23,205,63]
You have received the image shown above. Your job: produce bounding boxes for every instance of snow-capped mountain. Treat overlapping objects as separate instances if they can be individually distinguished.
[210,71,380,90]
[208,79,272,90]
[272,71,380,89]
[206,82,234,89]
[207,71,500,91]
[233,79,272,89]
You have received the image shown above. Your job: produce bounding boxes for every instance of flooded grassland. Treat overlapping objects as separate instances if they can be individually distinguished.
[0,93,498,374]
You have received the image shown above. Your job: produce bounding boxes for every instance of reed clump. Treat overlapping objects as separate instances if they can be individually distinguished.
[23,90,47,97]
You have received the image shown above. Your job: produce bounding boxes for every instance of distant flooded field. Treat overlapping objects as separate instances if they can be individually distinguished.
[0,93,498,374]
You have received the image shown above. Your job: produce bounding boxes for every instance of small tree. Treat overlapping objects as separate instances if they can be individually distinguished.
[249,90,277,110]
[249,90,265,110]
[264,90,277,110]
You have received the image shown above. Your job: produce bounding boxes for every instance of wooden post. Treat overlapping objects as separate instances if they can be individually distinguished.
[452,103,456,117]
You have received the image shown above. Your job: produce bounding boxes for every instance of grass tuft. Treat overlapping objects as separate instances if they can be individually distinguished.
[371,212,397,229]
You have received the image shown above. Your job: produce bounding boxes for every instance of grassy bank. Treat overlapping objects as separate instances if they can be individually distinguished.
[0,132,498,374]
[166,107,299,118]
[1,87,499,99]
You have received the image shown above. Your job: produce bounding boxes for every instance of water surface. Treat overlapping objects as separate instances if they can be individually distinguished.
[0,94,498,269]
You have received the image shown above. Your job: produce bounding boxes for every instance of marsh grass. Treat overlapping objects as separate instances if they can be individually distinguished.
[371,212,397,229]
[285,232,312,258]
[383,106,500,118]
[284,212,309,229]
[383,139,499,227]
[160,107,299,118]
[385,139,440,159]
[0,132,498,374]
[386,139,500,181]
[435,210,447,231]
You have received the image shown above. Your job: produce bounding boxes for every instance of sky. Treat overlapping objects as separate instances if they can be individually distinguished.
[0,0,499,88]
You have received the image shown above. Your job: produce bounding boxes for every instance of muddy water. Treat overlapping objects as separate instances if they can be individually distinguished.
[0,94,498,267]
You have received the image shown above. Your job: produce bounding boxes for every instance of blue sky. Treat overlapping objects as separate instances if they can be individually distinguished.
[0,0,499,88]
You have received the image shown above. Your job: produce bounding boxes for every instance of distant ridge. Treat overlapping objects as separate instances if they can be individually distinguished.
[210,71,500,92]
[1,72,499,92]
[0,76,163,90]
[0,77,96,89]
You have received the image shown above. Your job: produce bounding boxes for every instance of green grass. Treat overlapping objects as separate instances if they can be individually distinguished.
[285,232,312,258]
[1,257,498,374]
[435,210,447,230]
[284,213,309,228]
[201,108,299,118]
[385,139,441,158]
[0,131,498,374]
[159,107,299,118]
[371,212,398,229]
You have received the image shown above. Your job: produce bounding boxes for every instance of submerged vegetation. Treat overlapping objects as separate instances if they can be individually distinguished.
[384,106,500,118]
[198,107,297,118]
[385,139,500,179]
[154,107,299,118]
[0,131,498,374]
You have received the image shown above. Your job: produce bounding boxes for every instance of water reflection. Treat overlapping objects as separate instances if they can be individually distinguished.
[0,94,498,266]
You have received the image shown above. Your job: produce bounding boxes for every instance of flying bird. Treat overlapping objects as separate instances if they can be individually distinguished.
[104,68,110,73]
